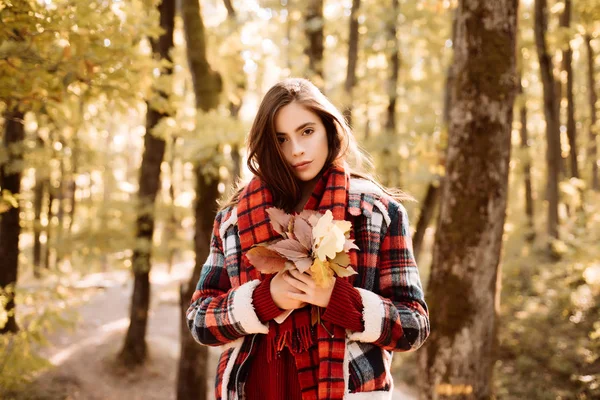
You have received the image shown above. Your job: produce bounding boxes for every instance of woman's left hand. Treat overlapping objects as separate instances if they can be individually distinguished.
[283,268,335,308]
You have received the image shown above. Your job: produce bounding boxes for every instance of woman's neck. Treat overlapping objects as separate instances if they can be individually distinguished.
[294,173,322,213]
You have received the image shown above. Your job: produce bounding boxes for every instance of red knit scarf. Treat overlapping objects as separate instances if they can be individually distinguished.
[237,163,357,399]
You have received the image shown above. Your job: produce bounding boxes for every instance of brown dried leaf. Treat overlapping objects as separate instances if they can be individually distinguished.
[246,246,287,274]
[298,210,322,227]
[344,238,359,252]
[270,239,310,260]
[294,257,313,273]
[266,207,291,238]
[293,216,313,250]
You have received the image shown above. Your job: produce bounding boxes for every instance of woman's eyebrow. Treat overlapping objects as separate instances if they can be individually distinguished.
[276,121,316,135]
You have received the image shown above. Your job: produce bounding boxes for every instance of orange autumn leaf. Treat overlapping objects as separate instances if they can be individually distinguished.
[246,246,288,274]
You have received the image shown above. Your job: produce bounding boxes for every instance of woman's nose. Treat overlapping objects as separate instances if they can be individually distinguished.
[291,139,304,156]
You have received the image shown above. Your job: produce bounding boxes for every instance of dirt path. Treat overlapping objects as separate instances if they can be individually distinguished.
[19,263,417,400]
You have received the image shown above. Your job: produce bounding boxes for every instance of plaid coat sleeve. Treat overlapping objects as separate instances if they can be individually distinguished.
[348,198,430,352]
[186,209,269,346]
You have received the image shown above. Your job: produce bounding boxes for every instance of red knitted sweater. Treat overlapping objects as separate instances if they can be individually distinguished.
[245,275,364,399]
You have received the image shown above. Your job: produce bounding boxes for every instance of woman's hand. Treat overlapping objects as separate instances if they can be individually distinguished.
[283,269,335,308]
[270,269,308,310]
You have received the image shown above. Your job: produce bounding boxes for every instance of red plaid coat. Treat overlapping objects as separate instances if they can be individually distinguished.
[187,177,430,399]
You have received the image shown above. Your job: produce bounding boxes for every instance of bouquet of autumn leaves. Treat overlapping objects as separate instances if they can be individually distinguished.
[246,208,359,324]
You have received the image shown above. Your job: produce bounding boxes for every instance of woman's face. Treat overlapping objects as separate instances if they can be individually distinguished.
[274,102,329,182]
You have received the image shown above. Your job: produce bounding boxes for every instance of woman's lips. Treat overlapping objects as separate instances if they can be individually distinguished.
[293,161,312,170]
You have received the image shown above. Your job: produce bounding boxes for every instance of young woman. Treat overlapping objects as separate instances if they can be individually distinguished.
[186,78,430,400]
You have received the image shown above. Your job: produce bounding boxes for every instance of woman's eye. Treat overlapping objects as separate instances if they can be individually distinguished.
[303,129,314,136]
[277,136,287,144]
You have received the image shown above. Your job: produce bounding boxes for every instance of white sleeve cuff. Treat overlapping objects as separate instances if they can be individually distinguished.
[230,280,269,335]
[347,288,384,342]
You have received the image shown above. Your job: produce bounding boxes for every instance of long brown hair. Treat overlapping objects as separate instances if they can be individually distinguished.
[219,78,415,211]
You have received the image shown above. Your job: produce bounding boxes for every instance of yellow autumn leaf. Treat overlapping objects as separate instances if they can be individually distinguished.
[329,262,358,278]
[310,258,334,288]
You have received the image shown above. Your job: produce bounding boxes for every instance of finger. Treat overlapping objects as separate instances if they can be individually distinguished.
[289,268,315,288]
[287,291,309,302]
[283,273,309,292]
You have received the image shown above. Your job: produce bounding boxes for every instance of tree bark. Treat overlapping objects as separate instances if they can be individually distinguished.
[222,0,244,184]
[560,0,578,179]
[534,0,560,240]
[413,8,457,263]
[177,0,223,398]
[119,0,175,367]
[343,0,361,126]
[45,183,55,270]
[381,0,401,188]
[519,76,535,241]
[182,0,221,112]
[177,175,219,400]
[167,136,179,274]
[0,109,25,334]
[412,178,441,262]
[33,136,46,277]
[585,34,599,191]
[304,0,324,86]
[417,1,518,398]
[66,137,78,234]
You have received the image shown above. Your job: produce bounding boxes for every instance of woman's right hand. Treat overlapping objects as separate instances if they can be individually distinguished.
[270,269,307,310]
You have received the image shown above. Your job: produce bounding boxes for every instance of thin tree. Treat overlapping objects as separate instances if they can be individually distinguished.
[560,0,579,179]
[0,108,26,334]
[519,74,535,241]
[223,0,245,183]
[380,0,401,189]
[304,0,324,87]
[585,34,599,191]
[119,0,176,366]
[417,1,518,397]
[33,135,47,277]
[177,0,223,397]
[343,0,361,126]
[412,8,457,259]
[534,0,561,240]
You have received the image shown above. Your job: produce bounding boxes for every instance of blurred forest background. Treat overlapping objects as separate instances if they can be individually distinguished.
[0,0,599,399]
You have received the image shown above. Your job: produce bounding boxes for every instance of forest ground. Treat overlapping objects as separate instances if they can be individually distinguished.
[10,263,418,400]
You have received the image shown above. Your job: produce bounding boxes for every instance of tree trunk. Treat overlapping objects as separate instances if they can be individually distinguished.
[343,0,361,126]
[66,137,78,234]
[534,0,560,240]
[222,0,244,185]
[412,178,441,262]
[177,174,219,400]
[586,34,599,191]
[45,184,55,270]
[0,109,25,334]
[182,0,221,112]
[519,77,535,242]
[119,0,175,367]
[560,0,578,179]
[304,0,324,86]
[167,136,179,274]
[177,0,223,397]
[414,8,457,263]
[381,0,401,188]
[417,1,517,398]
[55,155,65,266]
[33,136,46,277]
